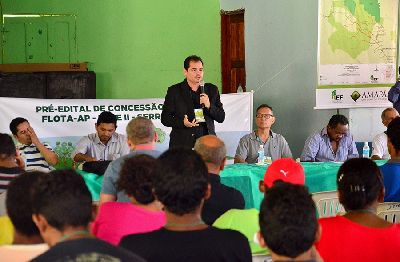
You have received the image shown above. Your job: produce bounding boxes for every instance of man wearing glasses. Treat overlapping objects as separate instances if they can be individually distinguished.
[234,104,292,163]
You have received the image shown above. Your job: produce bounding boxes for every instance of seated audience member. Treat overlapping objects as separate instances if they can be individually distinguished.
[100,117,161,204]
[0,133,24,196]
[388,66,400,113]
[258,183,322,262]
[235,104,292,163]
[30,169,144,262]
[214,158,305,255]
[92,155,166,245]
[72,111,130,163]
[10,117,58,172]
[0,172,48,261]
[380,117,400,201]
[316,158,400,261]
[194,135,244,225]
[119,148,252,262]
[300,114,358,162]
[371,108,399,160]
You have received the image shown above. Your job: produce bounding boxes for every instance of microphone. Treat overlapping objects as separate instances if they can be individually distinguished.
[199,81,205,108]
[200,80,205,94]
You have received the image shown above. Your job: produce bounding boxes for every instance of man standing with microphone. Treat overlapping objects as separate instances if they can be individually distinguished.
[161,55,225,149]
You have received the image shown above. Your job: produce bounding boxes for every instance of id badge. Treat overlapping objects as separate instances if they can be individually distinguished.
[194,108,206,123]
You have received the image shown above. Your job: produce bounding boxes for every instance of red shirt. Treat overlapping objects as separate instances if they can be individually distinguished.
[316,216,400,262]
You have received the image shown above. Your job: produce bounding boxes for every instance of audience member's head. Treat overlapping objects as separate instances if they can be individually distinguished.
[6,171,46,243]
[118,154,156,204]
[259,182,319,260]
[194,135,226,173]
[337,158,384,211]
[387,116,400,157]
[153,148,209,216]
[9,117,31,145]
[31,169,92,246]
[95,111,118,144]
[126,117,156,146]
[0,133,16,161]
[260,158,305,192]
[381,108,399,127]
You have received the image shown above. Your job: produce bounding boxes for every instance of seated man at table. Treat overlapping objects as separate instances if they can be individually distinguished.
[300,114,358,162]
[119,148,251,261]
[371,108,399,160]
[213,158,305,255]
[0,171,48,261]
[235,104,292,164]
[100,117,161,204]
[194,135,244,225]
[10,117,58,172]
[380,117,400,201]
[258,182,321,261]
[72,111,130,163]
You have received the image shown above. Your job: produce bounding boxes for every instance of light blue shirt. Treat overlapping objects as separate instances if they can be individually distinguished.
[101,150,162,202]
[300,127,359,162]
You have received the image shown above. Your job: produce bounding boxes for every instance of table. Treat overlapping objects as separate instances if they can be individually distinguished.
[79,161,387,210]
[220,161,387,210]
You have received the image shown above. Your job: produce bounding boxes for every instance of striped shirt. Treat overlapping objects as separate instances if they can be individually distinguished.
[0,166,22,194]
[18,143,55,172]
[300,127,359,162]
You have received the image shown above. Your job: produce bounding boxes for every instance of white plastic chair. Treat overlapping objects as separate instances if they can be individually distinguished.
[312,191,345,218]
[377,202,400,223]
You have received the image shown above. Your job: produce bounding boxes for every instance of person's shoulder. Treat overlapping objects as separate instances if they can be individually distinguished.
[121,228,162,244]
[168,81,184,91]
[208,226,248,242]
[373,132,386,141]
[318,216,344,228]
[239,132,254,141]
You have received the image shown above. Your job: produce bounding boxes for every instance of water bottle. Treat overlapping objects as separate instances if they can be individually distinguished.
[362,142,370,158]
[258,144,265,164]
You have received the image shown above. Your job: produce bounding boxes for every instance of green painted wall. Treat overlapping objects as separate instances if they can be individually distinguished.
[1,0,221,98]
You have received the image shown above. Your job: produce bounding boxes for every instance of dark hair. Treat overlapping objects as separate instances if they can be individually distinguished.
[96,111,117,126]
[259,182,317,258]
[6,171,45,236]
[0,133,16,158]
[31,169,92,231]
[256,104,273,113]
[184,55,203,70]
[328,114,349,128]
[9,117,28,135]
[387,117,400,152]
[117,154,156,204]
[337,158,383,210]
[153,148,208,215]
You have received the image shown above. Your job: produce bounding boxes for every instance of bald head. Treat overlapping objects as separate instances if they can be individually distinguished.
[194,135,226,168]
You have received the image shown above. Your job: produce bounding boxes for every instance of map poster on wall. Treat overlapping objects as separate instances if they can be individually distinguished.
[316,0,398,109]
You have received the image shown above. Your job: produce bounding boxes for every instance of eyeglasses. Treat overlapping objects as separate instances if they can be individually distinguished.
[256,114,274,119]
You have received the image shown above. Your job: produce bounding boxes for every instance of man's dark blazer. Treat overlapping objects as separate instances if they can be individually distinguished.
[161,79,225,148]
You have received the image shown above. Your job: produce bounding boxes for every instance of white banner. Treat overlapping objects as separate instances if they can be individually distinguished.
[0,92,253,167]
[315,87,392,109]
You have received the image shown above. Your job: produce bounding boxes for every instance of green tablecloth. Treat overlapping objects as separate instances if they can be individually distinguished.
[79,160,387,209]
